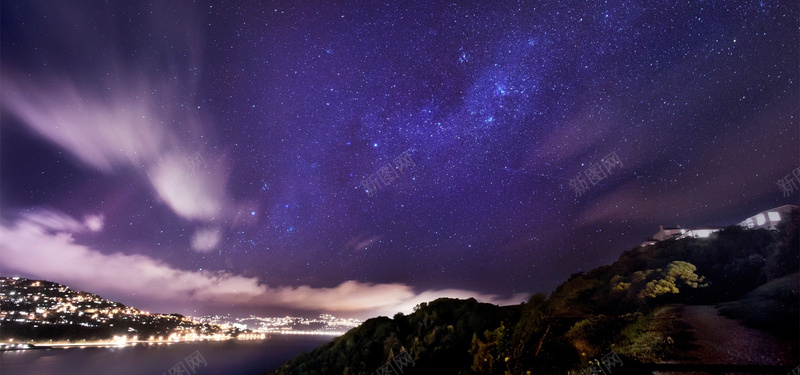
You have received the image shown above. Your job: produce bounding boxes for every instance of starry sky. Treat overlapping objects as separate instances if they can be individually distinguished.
[1,0,797,319]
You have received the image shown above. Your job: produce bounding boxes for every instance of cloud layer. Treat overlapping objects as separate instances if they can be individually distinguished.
[0,210,527,317]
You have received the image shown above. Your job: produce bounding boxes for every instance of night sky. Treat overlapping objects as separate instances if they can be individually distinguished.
[1,1,797,319]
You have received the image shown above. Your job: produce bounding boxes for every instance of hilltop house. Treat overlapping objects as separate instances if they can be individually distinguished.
[681,227,724,239]
[639,204,798,248]
[738,204,797,230]
[652,225,686,241]
[640,225,687,247]
[639,224,723,247]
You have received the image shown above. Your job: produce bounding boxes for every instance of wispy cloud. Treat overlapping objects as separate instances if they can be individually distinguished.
[578,96,800,227]
[84,214,105,232]
[0,2,227,225]
[1,76,171,172]
[149,153,228,221]
[1,73,228,224]
[191,227,222,253]
[20,208,100,234]
[344,233,383,253]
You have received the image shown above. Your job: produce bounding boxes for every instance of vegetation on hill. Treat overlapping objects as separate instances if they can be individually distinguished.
[267,209,799,374]
[269,298,506,375]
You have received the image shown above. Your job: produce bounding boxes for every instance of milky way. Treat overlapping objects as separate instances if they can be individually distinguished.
[1,0,797,318]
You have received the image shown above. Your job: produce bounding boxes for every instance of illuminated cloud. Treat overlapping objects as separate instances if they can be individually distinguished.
[21,209,88,233]
[191,227,222,252]
[377,289,529,317]
[149,153,227,221]
[84,214,105,232]
[20,209,104,234]
[0,210,527,317]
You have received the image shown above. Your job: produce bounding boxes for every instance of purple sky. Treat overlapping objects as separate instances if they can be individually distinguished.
[1,0,797,320]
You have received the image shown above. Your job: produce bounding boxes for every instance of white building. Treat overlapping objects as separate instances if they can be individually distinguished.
[641,225,722,247]
[652,225,686,241]
[738,205,797,230]
[681,227,723,239]
[639,205,797,248]
[639,225,685,247]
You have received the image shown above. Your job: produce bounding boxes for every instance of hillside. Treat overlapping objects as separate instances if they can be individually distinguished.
[0,277,241,343]
[266,209,799,375]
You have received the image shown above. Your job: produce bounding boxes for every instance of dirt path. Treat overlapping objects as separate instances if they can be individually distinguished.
[675,305,795,366]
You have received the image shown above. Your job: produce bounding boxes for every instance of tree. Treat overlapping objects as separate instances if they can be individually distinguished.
[766,207,800,279]
[469,322,509,374]
[610,261,708,306]
[638,261,707,301]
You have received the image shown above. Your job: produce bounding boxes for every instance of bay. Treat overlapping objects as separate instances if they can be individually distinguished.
[0,335,332,375]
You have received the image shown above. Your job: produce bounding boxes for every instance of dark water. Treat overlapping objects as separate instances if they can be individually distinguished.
[0,335,332,375]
